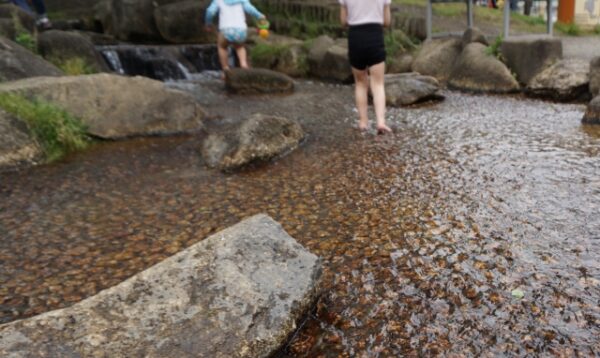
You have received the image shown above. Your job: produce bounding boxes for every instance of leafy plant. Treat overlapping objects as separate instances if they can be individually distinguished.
[485,35,503,59]
[250,43,289,68]
[0,93,90,162]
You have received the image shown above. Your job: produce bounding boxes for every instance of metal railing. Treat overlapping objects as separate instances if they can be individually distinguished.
[426,0,554,39]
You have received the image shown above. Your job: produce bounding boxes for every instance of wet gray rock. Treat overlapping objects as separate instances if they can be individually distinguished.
[0,109,41,169]
[590,56,600,97]
[500,35,562,85]
[0,73,206,139]
[385,72,444,106]
[37,30,109,73]
[583,95,600,125]
[526,59,590,102]
[308,35,352,82]
[462,27,488,47]
[0,214,322,358]
[154,0,214,44]
[202,113,305,171]
[449,42,519,93]
[0,36,63,82]
[225,68,295,95]
[412,37,462,82]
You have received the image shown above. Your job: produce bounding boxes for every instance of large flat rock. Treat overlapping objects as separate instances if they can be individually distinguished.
[0,73,206,139]
[0,214,322,358]
[500,35,562,85]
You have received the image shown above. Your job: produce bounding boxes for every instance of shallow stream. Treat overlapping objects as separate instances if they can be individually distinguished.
[1,79,598,356]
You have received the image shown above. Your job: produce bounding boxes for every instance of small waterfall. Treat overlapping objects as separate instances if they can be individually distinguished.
[100,50,125,75]
[97,45,220,82]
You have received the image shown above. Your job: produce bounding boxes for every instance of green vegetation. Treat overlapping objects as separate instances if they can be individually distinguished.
[484,35,503,59]
[595,24,600,34]
[14,31,37,52]
[385,29,418,58]
[555,21,581,36]
[0,93,90,162]
[50,57,97,76]
[250,43,289,68]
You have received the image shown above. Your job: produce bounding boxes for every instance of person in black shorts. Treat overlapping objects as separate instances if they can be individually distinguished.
[340,0,392,134]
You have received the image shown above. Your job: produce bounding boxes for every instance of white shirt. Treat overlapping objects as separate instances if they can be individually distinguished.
[339,0,391,26]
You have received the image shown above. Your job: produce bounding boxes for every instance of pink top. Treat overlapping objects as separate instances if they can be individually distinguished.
[339,0,391,26]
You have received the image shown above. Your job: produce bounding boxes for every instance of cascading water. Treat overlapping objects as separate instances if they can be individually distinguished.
[97,44,220,81]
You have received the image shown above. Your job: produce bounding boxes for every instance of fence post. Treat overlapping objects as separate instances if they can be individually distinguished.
[547,0,553,35]
[426,0,432,39]
[503,0,510,38]
[467,0,473,28]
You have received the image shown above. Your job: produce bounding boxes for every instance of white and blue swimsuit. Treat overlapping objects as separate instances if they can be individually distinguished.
[205,0,264,44]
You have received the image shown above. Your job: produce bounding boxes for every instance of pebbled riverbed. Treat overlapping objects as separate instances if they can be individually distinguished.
[1,78,599,356]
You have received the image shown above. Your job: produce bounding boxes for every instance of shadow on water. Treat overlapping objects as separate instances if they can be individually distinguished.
[0,81,599,356]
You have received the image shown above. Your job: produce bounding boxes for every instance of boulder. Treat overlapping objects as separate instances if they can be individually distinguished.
[462,27,488,47]
[0,19,15,40]
[0,36,63,82]
[106,0,180,42]
[412,37,462,82]
[449,42,520,93]
[307,35,352,82]
[37,30,109,73]
[0,109,41,169]
[202,114,304,171]
[0,4,35,33]
[590,56,600,97]
[225,68,295,95]
[0,74,206,139]
[500,35,562,85]
[385,72,444,106]
[583,95,600,125]
[526,59,590,102]
[154,0,214,44]
[249,35,307,77]
[387,53,414,74]
[0,214,323,358]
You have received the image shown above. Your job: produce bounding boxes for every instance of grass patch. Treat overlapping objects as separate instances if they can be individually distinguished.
[0,93,90,161]
[14,31,36,52]
[50,57,97,75]
[385,29,418,58]
[555,21,581,36]
[250,43,290,67]
[594,24,600,34]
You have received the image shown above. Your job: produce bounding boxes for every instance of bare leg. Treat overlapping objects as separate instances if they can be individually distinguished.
[234,44,249,69]
[369,62,391,133]
[352,67,370,130]
[217,33,230,72]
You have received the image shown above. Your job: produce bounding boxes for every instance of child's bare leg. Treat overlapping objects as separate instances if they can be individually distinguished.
[217,33,230,72]
[352,67,369,130]
[234,44,248,69]
[369,62,391,133]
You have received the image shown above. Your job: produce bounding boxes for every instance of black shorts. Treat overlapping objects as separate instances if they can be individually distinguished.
[348,23,386,70]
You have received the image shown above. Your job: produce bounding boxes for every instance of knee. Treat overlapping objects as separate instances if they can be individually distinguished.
[354,72,368,86]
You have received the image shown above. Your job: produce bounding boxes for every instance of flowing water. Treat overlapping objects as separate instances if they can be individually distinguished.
[0,78,599,356]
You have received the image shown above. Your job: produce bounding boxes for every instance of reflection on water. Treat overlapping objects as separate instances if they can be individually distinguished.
[0,82,598,356]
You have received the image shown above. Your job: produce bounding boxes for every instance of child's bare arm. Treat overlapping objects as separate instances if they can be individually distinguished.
[242,0,265,19]
[204,0,219,29]
[383,4,391,27]
[340,5,348,26]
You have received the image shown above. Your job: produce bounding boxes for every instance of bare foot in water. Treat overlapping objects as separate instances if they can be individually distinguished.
[358,120,369,131]
[376,124,392,134]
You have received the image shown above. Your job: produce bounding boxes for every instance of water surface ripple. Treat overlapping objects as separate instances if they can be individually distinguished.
[0,81,598,356]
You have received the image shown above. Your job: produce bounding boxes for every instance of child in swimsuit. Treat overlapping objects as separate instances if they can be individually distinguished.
[339,0,392,134]
[205,0,266,72]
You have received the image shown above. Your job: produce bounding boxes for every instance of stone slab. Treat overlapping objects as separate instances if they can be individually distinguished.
[0,214,322,358]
